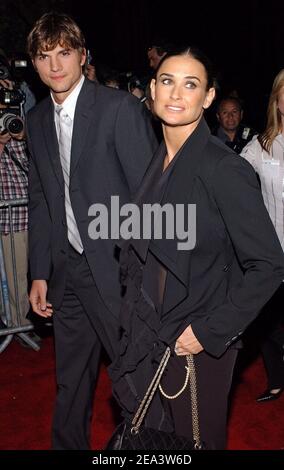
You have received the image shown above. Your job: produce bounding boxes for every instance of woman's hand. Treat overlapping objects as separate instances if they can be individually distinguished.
[175,324,204,355]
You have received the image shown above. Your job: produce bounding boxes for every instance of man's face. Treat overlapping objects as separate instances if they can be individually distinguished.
[33,43,86,103]
[147,47,166,70]
[217,100,243,133]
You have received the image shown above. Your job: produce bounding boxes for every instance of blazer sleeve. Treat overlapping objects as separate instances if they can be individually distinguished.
[26,118,52,280]
[191,155,284,357]
[114,94,158,197]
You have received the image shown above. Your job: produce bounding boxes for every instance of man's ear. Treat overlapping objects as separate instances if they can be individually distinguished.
[150,79,156,101]
[80,48,87,66]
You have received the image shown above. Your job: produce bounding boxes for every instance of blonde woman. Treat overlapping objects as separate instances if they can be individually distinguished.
[241,69,284,402]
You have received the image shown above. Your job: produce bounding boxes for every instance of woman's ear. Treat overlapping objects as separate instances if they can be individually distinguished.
[203,87,215,110]
[150,79,156,101]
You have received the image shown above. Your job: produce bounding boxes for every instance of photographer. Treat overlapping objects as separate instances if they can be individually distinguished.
[0,77,40,347]
[0,49,36,116]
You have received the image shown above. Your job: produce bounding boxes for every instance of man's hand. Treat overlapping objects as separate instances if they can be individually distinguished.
[0,132,11,145]
[10,122,25,141]
[175,324,204,355]
[29,280,53,317]
[0,124,25,143]
[0,78,14,90]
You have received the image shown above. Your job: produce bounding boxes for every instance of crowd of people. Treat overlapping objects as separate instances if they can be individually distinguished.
[0,11,283,450]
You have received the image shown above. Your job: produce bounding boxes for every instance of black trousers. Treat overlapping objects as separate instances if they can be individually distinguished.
[52,244,120,450]
[161,348,238,450]
[259,285,284,389]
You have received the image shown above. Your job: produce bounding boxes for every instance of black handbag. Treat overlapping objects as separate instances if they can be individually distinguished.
[106,420,195,450]
[106,347,203,450]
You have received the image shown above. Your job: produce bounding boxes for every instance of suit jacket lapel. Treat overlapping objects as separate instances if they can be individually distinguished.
[42,99,64,189]
[70,79,97,178]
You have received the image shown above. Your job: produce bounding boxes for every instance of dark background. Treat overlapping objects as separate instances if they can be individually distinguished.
[1,0,284,130]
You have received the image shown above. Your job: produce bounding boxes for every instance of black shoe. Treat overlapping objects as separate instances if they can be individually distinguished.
[256,388,283,402]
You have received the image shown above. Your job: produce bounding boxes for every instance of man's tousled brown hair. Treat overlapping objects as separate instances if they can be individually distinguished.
[27,11,85,59]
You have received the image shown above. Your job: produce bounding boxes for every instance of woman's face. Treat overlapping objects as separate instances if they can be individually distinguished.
[150,55,215,132]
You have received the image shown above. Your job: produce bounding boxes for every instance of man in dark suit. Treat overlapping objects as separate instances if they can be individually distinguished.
[212,96,256,154]
[26,12,157,449]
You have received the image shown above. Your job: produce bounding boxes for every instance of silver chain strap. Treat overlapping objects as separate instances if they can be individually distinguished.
[130,347,202,449]
[131,347,171,434]
[186,354,202,449]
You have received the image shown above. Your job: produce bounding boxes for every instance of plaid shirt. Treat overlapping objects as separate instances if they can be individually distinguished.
[0,139,29,234]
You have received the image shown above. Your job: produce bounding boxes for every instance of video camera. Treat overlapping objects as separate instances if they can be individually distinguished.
[0,54,25,135]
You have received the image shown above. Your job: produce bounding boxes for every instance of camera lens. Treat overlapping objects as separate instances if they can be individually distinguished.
[4,114,23,134]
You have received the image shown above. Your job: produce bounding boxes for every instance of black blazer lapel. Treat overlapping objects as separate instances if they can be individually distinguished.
[153,119,210,272]
[70,79,97,178]
[154,119,211,312]
[42,99,64,189]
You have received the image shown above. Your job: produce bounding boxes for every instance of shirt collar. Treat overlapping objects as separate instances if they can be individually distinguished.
[51,75,85,120]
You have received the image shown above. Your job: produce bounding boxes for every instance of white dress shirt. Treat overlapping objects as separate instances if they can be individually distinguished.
[51,74,85,136]
[241,134,284,249]
[51,75,85,252]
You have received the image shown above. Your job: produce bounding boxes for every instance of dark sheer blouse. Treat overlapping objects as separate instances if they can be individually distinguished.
[142,152,179,315]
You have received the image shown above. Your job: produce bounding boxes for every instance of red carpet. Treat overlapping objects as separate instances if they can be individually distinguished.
[0,336,283,450]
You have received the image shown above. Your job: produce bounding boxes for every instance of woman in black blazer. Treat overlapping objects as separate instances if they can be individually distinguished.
[109,47,284,449]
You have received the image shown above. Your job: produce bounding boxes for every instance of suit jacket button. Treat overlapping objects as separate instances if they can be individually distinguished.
[60,249,66,254]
